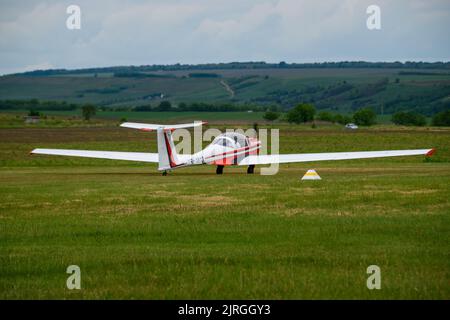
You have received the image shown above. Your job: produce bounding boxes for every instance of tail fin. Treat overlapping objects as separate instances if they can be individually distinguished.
[157,128,183,171]
[120,121,205,170]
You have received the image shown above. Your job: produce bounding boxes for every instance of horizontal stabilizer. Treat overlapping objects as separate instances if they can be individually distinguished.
[120,121,207,131]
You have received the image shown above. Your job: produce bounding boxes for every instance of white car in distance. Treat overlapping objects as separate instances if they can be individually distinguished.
[345,123,359,130]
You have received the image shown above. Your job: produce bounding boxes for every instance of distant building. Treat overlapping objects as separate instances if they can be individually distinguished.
[24,116,40,124]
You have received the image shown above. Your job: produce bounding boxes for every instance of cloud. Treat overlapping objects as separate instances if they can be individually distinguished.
[0,0,449,74]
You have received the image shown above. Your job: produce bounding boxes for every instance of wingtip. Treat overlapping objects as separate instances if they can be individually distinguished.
[426,148,436,156]
[120,122,134,128]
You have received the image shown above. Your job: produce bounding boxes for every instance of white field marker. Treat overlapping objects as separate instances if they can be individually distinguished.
[301,169,321,180]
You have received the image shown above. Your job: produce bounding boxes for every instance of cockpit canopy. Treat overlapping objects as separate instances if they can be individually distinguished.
[212,132,249,148]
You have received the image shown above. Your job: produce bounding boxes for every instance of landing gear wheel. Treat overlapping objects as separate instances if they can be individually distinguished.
[162,171,167,176]
[216,165,224,175]
[247,165,255,174]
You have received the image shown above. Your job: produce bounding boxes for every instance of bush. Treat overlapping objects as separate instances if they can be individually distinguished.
[156,101,172,111]
[392,111,427,126]
[432,110,450,126]
[316,111,334,122]
[286,103,316,124]
[353,107,376,126]
[81,104,97,120]
[134,105,153,112]
[28,109,41,117]
[333,114,353,125]
[263,111,280,122]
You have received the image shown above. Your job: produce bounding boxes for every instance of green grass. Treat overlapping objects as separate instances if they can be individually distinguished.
[0,124,449,299]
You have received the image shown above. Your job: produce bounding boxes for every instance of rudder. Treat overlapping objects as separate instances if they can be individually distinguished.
[157,128,181,170]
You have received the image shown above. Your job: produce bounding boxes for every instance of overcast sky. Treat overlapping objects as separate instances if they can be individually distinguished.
[0,0,449,75]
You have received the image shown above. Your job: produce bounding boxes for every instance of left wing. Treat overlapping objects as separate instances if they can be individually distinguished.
[238,149,435,165]
[31,148,159,162]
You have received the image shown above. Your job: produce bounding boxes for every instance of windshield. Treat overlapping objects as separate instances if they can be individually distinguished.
[213,133,248,148]
[214,137,235,148]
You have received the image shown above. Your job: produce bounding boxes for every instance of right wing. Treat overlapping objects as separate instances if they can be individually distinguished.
[31,148,159,163]
[120,121,207,131]
[238,149,435,165]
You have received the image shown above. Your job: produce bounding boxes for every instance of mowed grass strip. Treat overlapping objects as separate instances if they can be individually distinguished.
[0,126,449,299]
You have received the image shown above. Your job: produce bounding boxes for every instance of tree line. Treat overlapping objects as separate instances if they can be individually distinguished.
[0,99,78,111]
[14,61,450,76]
[131,101,271,112]
[2,98,449,126]
[0,99,267,113]
[263,103,450,127]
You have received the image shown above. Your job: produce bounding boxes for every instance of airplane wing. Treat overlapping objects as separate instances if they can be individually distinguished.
[238,149,435,165]
[120,121,207,131]
[31,148,159,163]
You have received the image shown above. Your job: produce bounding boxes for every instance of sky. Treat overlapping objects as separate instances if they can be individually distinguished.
[0,0,449,75]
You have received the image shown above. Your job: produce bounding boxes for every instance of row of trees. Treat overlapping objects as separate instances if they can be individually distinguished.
[25,104,97,120]
[7,97,448,126]
[390,110,450,126]
[1,99,98,120]
[430,110,450,126]
[263,104,450,127]
[317,106,377,126]
[18,61,450,76]
[1,99,269,113]
[134,101,269,112]
[392,111,427,126]
[264,104,378,126]
[0,99,78,111]
[81,102,450,125]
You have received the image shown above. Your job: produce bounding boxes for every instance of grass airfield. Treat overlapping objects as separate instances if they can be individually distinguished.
[0,122,449,299]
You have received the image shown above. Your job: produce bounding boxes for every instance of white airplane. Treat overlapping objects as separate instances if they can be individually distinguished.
[31,121,435,175]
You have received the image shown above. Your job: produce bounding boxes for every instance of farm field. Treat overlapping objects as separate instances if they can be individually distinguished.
[0,123,449,299]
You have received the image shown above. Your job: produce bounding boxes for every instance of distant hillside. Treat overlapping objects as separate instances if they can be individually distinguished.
[1,62,449,115]
[11,61,450,77]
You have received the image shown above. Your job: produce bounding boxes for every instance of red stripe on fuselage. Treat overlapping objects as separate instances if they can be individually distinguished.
[205,143,260,161]
[208,145,260,166]
[163,130,177,168]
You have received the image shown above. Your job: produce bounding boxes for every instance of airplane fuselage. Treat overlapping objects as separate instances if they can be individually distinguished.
[174,133,260,168]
